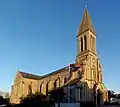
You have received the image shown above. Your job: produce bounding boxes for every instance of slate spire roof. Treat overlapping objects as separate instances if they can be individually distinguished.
[77,8,96,36]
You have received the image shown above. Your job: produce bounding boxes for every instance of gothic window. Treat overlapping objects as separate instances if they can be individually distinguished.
[101,73,102,82]
[97,72,99,82]
[81,38,83,51]
[55,78,60,88]
[94,69,96,80]
[46,82,49,95]
[91,69,94,80]
[84,35,87,50]
[100,73,102,82]
[40,83,43,93]
[94,71,96,81]
[64,77,67,84]
[91,36,95,52]
[92,37,94,51]
[28,84,32,94]
[93,38,95,52]
[54,80,57,89]
[92,66,96,80]
[58,78,60,88]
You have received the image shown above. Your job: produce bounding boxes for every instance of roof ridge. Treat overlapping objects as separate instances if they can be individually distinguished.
[19,71,40,76]
[19,71,41,80]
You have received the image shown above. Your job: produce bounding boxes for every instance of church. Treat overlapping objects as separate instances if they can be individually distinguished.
[10,8,108,104]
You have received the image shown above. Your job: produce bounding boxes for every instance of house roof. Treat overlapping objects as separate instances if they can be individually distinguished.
[77,8,96,36]
[19,71,41,80]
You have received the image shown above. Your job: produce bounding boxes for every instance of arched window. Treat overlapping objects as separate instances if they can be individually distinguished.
[100,73,102,82]
[54,80,57,89]
[92,66,96,80]
[46,82,49,95]
[28,84,32,94]
[40,83,43,93]
[91,36,95,52]
[94,70,96,80]
[84,35,87,50]
[81,38,83,51]
[97,73,99,82]
[54,78,60,89]
[64,77,67,84]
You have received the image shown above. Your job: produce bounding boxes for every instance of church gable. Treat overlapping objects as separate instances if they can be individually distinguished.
[14,72,23,83]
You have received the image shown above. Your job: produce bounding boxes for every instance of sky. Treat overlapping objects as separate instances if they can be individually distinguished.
[0,0,120,93]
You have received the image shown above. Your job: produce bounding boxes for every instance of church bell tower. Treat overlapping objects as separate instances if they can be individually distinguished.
[76,8,103,88]
[75,8,107,103]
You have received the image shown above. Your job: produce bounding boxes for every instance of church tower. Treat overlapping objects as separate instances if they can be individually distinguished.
[76,8,107,103]
[76,8,99,84]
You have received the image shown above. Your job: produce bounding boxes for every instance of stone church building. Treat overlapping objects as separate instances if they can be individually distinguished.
[10,8,108,104]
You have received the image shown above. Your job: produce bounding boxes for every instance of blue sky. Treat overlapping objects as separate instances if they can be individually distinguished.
[0,0,120,93]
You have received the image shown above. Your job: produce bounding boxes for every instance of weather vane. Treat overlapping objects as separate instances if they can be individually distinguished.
[85,0,88,9]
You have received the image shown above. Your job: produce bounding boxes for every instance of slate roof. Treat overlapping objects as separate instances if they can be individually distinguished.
[19,71,41,80]
[77,8,96,36]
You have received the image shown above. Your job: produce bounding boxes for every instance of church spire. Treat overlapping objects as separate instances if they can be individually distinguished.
[77,8,96,36]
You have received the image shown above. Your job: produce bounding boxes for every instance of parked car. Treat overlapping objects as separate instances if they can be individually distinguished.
[117,99,120,104]
[110,98,118,104]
